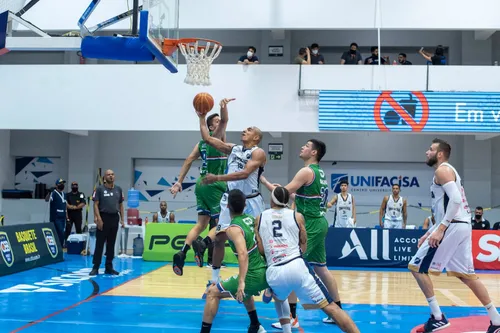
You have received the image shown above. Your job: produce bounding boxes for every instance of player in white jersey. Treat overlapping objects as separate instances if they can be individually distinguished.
[408,138,500,333]
[152,201,175,223]
[255,187,360,333]
[327,179,356,228]
[379,184,407,229]
[194,109,266,287]
[422,214,435,229]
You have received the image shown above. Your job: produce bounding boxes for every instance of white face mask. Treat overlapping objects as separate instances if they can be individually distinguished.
[247,51,253,58]
[312,49,318,55]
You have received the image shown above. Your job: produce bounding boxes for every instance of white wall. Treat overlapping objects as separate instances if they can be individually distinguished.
[13,0,500,31]
[2,65,500,131]
[3,130,499,228]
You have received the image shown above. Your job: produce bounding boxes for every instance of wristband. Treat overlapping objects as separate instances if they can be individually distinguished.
[440,220,450,227]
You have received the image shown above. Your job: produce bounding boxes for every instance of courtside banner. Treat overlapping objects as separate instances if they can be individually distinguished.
[472,230,500,270]
[318,90,500,133]
[0,223,63,277]
[325,228,426,268]
[142,223,238,264]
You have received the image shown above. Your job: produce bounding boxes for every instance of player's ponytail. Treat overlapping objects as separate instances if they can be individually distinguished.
[271,186,289,208]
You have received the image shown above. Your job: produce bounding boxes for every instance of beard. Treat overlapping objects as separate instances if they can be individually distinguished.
[426,155,438,167]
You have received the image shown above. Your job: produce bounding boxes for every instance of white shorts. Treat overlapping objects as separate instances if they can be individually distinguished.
[384,220,403,229]
[335,217,354,228]
[216,193,265,234]
[408,222,477,280]
[266,258,332,310]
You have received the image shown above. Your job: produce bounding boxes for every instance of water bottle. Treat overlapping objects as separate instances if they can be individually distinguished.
[133,234,144,256]
[127,188,140,208]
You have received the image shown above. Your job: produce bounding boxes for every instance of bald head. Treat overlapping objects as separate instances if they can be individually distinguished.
[104,169,115,185]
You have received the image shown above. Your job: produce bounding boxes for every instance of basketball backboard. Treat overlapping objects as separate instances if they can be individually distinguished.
[140,0,179,73]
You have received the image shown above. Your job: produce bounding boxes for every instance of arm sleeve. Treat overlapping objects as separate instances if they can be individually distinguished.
[440,181,462,226]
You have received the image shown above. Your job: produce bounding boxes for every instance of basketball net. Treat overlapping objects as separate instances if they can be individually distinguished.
[175,39,222,86]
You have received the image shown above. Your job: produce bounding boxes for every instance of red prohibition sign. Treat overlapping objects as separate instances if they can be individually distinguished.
[374,91,429,132]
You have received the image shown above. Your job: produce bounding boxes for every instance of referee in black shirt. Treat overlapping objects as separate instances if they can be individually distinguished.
[90,169,125,276]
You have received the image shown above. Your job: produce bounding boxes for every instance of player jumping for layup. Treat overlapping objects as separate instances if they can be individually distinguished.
[408,138,500,333]
[260,139,344,328]
[200,189,267,333]
[192,109,266,288]
[170,98,233,275]
[255,186,359,333]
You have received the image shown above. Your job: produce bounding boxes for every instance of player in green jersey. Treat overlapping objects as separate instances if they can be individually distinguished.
[170,98,234,276]
[260,139,344,328]
[200,189,267,333]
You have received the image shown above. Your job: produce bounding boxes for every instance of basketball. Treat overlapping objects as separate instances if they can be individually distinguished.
[193,93,215,115]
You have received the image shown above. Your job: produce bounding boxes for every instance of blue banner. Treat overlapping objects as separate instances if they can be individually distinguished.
[318,90,500,133]
[0,223,63,277]
[325,228,426,268]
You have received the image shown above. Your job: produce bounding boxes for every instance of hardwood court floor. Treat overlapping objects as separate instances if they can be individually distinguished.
[0,255,498,333]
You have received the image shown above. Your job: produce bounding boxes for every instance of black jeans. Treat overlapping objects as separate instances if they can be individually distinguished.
[65,212,82,241]
[93,212,119,270]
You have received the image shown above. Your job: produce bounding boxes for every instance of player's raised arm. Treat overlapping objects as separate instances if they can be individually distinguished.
[260,167,312,195]
[198,112,234,155]
[211,98,235,141]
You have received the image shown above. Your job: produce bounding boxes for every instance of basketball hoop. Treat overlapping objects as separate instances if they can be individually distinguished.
[163,38,222,86]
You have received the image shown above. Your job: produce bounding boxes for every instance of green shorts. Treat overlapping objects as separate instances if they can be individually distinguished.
[218,267,269,302]
[303,216,329,266]
[195,179,226,218]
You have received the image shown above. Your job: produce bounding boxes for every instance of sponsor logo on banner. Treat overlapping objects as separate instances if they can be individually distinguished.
[42,228,58,258]
[476,233,500,263]
[339,229,419,262]
[0,232,14,267]
[331,173,420,194]
[0,268,133,293]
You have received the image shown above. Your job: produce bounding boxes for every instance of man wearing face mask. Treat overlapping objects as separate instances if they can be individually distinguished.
[238,46,259,64]
[65,182,86,242]
[45,178,68,247]
[340,42,363,65]
[472,206,490,230]
[309,43,325,64]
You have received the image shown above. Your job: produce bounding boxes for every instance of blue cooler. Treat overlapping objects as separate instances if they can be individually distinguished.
[66,234,87,254]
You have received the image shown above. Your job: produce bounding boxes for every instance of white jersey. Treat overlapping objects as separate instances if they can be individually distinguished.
[258,208,301,267]
[384,195,404,223]
[335,193,353,226]
[430,162,471,223]
[226,145,263,196]
[157,211,171,222]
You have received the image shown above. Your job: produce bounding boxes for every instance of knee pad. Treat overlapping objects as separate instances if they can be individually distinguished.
[274,299,291,320]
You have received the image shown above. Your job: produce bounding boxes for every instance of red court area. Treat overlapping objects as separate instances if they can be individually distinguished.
[411,315,493,333]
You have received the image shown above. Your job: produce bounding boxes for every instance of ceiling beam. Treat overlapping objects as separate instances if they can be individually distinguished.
[475,134,499,140]
[63,130,88,136]
[474,30,496,40]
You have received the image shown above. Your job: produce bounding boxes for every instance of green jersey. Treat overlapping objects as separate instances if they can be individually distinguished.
[295,164,328,218]
[228,214,266,270]
[198,137,227,177]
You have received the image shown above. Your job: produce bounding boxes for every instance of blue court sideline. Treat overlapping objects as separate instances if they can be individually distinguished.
[0,255,492,332]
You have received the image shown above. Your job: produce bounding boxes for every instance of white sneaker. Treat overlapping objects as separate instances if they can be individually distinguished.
[257,325,267,333]
[271,315,300,329]
[323,317,336,324]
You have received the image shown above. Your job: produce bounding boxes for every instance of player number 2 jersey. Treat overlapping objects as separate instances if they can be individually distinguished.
[258,208,301,267]
[295,164,328,218]
[430,162,471,223]
[226,145,263,196]
[228,214,266,270]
